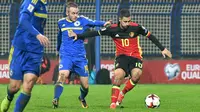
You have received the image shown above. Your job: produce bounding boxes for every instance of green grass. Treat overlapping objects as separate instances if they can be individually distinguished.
[0,84,200,112]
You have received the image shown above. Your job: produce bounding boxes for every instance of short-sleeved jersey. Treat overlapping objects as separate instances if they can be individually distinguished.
[101,22,151,60]
[12,0,47,53]
[57,16,105,56]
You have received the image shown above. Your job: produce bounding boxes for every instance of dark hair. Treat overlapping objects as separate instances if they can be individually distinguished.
[119,9,130,18]
[66,2,78,9]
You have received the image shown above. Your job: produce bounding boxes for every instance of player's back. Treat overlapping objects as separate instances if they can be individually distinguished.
[58,16,94,56]
[12,0,47,53]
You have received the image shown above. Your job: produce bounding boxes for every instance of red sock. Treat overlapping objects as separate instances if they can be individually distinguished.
[122,79,135,95]
[111,86,120,103]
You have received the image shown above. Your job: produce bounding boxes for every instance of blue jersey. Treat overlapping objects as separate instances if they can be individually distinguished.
[12,0,47,53]
[57,16,105,56]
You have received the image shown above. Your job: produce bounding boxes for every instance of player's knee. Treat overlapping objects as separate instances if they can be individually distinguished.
[131,74,141,82]
[131,77,140,84]
[113,76,124,86]
[114,73,124,82]
[83,84,89,89]
[114,68,125,78]
[58,72,68,83]
[22,80,35,94]
[81,81,89,89]
[9,85,20,93]
[22,85,34,94]
[81,84,89,91]
[131,68,142,77]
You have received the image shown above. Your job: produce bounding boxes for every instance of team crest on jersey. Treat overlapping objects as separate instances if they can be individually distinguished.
[9,69,13,77]
[74,21,80,26]
[59,64,63,69]
[129,32,134,37]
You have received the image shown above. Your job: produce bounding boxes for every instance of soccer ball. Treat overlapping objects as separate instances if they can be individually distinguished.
[145,94,160,108]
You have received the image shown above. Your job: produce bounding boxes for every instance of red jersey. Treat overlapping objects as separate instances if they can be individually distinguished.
[109,23,151,60]
[76,22,152,60]
[112,37,142,59]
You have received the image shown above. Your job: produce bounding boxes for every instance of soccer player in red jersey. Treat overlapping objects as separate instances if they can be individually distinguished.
[69,8,172,109]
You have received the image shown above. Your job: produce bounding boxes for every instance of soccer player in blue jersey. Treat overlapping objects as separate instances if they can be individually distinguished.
[52,2,111,109]
[0,0,49,112]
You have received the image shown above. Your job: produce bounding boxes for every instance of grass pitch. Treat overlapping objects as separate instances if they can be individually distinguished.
[0,84,199,112]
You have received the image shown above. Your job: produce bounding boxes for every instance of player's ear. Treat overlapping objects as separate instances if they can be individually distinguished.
[66,8,69,16]
[119,18,121,22]
[66,10,68,16]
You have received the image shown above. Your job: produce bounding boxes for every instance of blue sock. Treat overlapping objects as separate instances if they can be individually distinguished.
[80,87,88,100]
[14,92,31,112]
[54,82,63,99]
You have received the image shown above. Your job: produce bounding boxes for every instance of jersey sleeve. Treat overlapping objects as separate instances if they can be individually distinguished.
[81,15,105,27]
[57,23,62,52]
[137,25,165,51]
[19,0,41,36]
[77,27,113,39]
[137,25,151,37]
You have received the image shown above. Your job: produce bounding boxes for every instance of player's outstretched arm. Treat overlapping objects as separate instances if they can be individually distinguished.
[68,27,111,40]
[148,34,172,58]
[84,15,112,27]
[68,30,100,40]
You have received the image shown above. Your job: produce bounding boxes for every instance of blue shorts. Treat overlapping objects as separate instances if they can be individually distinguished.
[59,54,89,77]
[9,47,43,80]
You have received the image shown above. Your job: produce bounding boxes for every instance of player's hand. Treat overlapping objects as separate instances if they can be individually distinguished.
[161,48,172,58]
[104,20,112,27]
[68,30,78,40]
[36,34,50,47]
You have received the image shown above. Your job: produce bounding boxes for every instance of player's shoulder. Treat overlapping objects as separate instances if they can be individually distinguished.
[79,15,89,19]
[58,18,66,23]
[110,24,118,28]
[78,15,93,21]
[129,22,139,27]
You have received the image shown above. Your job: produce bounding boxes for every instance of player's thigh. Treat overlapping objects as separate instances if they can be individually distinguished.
[58,70,70,82]
[79,76,88,88]
[73,56,89,77]
[8,79,22,92]
[115,55,129,77]
[22,73,38,93]
[22,52,43,77]
[9,47,26,80]
[114,68,125,79]
[59,55,73,71]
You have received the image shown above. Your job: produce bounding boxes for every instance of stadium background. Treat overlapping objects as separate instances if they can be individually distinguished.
[0,0,200,84]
